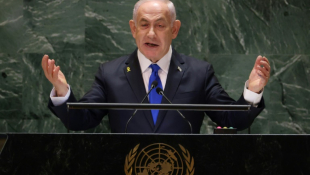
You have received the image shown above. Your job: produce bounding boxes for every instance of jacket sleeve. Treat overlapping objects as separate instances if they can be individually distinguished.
[48,64,108,131]
[204,64,265,131]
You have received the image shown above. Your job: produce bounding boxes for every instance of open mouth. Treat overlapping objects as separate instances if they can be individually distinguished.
[145,43,159,47]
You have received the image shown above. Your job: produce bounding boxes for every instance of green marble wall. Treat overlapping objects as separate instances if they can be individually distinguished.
[0,0,309,134]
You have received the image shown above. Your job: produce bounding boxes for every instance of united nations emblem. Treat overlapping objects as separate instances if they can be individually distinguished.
[124,143,195,175]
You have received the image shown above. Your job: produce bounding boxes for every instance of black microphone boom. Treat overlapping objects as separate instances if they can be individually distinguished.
[125,81,158,133]
[156,87,193,134]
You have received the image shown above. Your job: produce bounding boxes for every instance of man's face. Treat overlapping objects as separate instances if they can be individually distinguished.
[129,1,180,62]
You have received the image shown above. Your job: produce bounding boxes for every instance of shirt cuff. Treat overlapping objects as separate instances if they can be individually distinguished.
[243,80,263,107]
[50,85,71,106]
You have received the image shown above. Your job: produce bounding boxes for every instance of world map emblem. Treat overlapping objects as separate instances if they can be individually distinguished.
[124,143,195,175]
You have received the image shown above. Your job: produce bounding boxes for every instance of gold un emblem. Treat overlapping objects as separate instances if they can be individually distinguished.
[124,143,195,175]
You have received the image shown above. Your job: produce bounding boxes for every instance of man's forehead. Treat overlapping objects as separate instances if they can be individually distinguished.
[137,1,170,19]
[137,1,170,21]
[139,0,169,10]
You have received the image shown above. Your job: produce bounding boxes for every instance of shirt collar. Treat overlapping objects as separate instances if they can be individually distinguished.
[137,45,172,74]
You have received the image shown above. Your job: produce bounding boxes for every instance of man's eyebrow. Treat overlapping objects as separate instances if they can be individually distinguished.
[155,18,166,22]
[140,18,149,22]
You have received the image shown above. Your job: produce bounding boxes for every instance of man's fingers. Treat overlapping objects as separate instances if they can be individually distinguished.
[47,59,51,77]
[41,55,48,69]
[255,55,270,72]
[259,60,270,72]
[53,66,60,82]
[257,66,269,78]
[259,56,270,78]
[262,56,270,65]
[42,55,50,77]
[42,55,65,88]
[254,55,263,66]
[255,55,270,64]
[48,59,55,79]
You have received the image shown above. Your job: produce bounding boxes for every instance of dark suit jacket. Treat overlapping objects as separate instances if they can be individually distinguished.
[48,49,265,133]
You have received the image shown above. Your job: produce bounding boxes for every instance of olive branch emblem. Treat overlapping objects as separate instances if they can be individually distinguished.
[124,144,140,175]
[124,143,194,175]
[179,144,195,175]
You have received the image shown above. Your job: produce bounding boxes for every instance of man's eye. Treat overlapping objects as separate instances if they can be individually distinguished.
[141,24,148,27]
[158,25,164,28]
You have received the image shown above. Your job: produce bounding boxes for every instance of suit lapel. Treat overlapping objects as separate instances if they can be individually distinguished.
[154,49,187,132]
[125,50,155,129]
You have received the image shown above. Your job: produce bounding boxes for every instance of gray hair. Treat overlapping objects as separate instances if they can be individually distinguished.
[133,0,176,27]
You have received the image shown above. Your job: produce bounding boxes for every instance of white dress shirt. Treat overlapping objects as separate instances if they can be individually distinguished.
[138,45,172,92]
[51,46,263,106]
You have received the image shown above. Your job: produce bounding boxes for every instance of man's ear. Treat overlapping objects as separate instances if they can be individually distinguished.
[171,20,181,39]
[129,20,136,38]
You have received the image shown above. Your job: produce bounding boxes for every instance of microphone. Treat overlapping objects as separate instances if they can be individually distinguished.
[156,87,193,134]
[125,81,158,133]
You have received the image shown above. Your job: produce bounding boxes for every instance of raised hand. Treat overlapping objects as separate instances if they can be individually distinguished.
[41,55,68,97]
[248,55,270,93]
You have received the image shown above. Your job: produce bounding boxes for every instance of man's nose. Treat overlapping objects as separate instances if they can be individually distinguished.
[147,27,155,39]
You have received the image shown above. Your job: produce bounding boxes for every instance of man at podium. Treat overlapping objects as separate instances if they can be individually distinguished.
[42,0,270,133]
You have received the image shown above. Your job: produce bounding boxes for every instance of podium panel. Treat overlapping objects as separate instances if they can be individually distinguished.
[0,134,309,174]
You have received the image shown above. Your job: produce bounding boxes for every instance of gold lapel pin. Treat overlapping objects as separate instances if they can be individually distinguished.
[178,66,182,72]
[127,67,131,72]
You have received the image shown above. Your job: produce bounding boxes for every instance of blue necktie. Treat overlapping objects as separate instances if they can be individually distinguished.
[149,64,163,124]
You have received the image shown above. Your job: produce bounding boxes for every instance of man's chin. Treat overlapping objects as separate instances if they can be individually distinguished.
[142,52,162,62]
[146,55,161,62]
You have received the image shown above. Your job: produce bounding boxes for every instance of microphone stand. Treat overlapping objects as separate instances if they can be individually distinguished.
[124,81,158,133]
[156,88,193,134]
